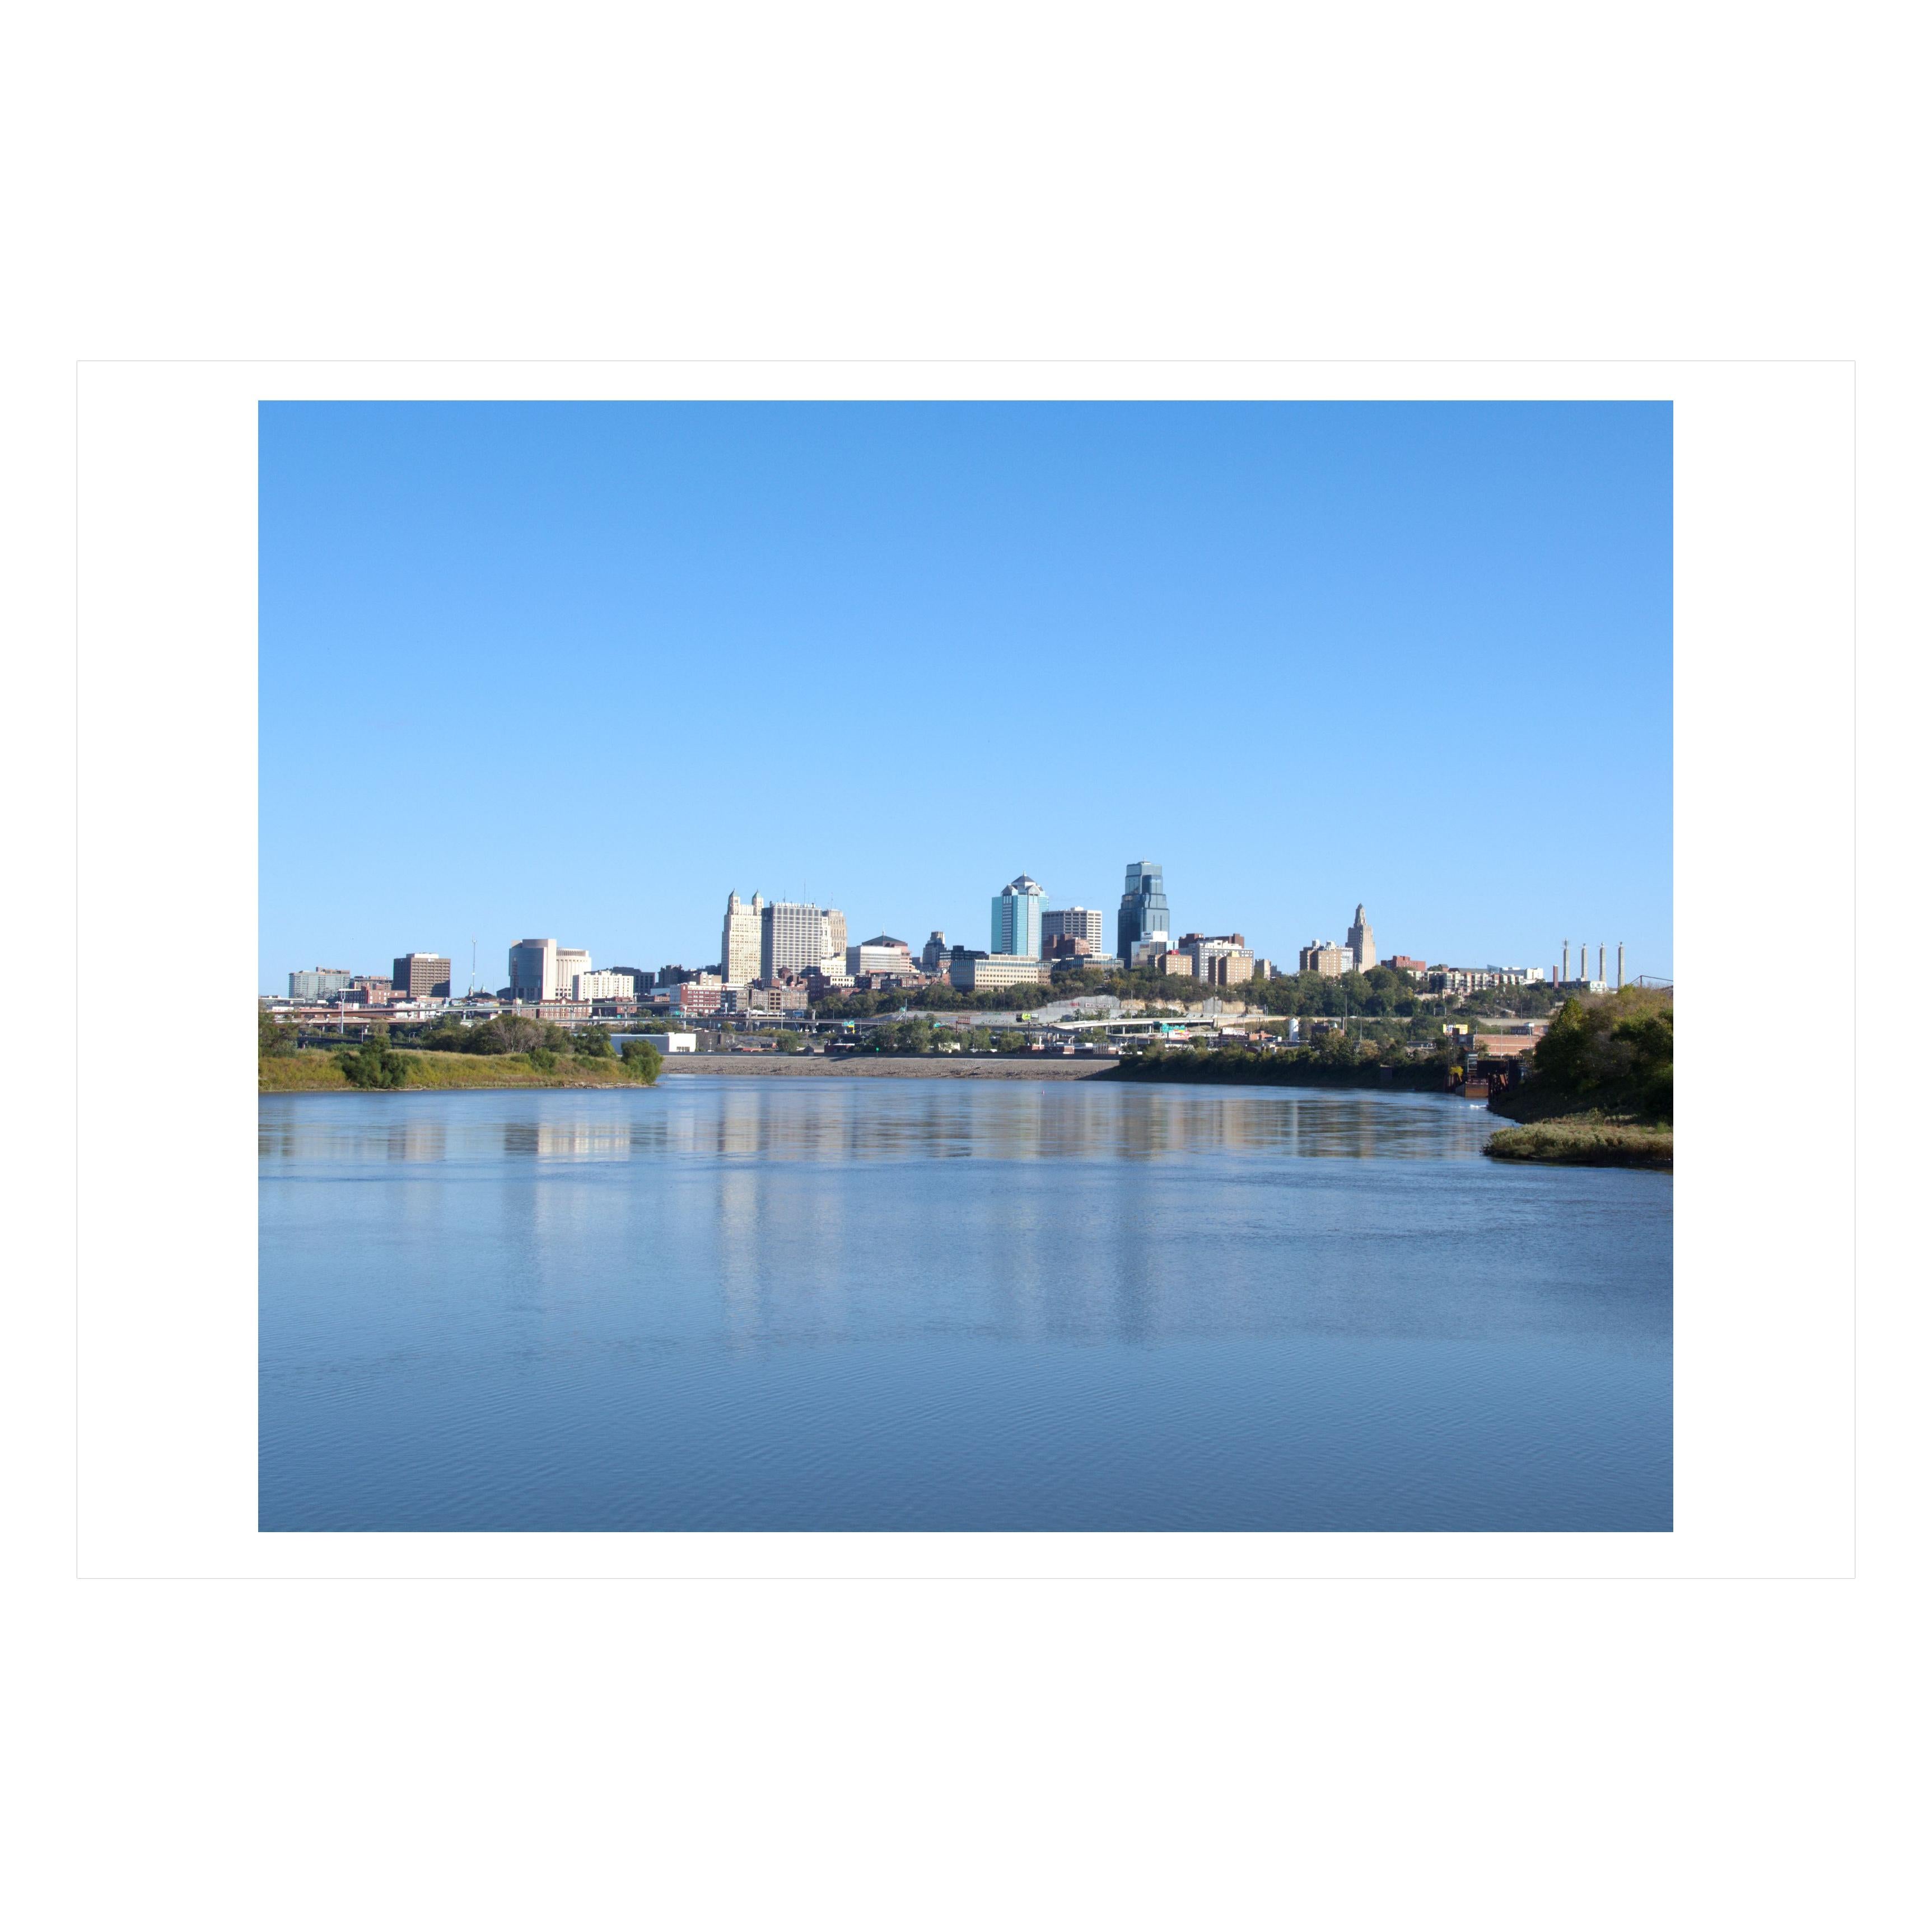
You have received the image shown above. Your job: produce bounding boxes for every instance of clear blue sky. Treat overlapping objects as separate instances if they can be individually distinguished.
[259,401,1672,992]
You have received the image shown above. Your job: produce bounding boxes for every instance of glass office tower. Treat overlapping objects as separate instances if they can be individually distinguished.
[990,875,1047,956]
[1116,860,1169,964]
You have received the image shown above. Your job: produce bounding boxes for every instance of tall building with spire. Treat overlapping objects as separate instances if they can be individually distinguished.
[721,891,764,986]
[990,875,1047,957]
[1347,903,1377,972]
[1116,860,1169,965]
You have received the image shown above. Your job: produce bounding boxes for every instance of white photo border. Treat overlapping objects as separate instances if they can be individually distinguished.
[76,360,1852,1579]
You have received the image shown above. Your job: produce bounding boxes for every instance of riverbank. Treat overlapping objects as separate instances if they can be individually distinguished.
[661,1054,1109,1079]
[1483,1075,1673,1172]
[1099,1053,1446,1091]
[259,1048,1116,1090]
[259,1049,651,1092]
[1484,1115,1673,1170]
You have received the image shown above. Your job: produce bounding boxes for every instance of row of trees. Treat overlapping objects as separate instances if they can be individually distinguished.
[846,1016,1030,1055]
[810,962,1553,1024]
[1122,1030,1459,1082]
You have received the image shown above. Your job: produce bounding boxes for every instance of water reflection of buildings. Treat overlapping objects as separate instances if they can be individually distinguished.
[386,1119,447,1164]
[520,1120,638,1161]
[261,1086,1495,1175]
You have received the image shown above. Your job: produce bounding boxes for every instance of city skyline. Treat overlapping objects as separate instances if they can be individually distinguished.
[275,869,1634,1002]
[260,402,1672,990]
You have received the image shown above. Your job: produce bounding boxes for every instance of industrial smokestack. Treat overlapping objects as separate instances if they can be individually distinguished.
[1598,944,1606,983]
[1617,942,1625,990]
[1561,940,1569,982]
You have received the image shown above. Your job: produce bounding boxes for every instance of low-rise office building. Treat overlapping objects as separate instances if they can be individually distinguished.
[1176,933,1255,985]
[628,1030,698,1054]
[847,935,915,977]
[949,951,1049,992]
[735,984,809,1014]
[575,969,640,1002]
[1428,965,1547,995]
[1299,941,1352,978]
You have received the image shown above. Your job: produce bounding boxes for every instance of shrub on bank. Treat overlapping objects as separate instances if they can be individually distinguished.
[335,1028,407,1089]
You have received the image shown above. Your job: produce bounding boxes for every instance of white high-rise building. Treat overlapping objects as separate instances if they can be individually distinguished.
[575,969,640,1002]
[1347,904,1377,972]
[1042,907,1103,951]
[721,891,765,986]
[761,901,827,981]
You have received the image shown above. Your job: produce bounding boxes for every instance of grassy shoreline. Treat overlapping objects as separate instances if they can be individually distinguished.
[1483,1113,1672,1170]
[259,1049,652,1093]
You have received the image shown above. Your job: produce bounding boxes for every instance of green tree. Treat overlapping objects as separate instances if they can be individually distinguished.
[258,1010,297,1058]
[334,1025,407,1089]
[620,1038,662,1084]
[1532,991,1673,1118]
[469,1013,543,1056]
[773,1029,802,1053]
[995,1029,1028,1054]
[576,1025,614,1059]
[1312,1025,1362,1067]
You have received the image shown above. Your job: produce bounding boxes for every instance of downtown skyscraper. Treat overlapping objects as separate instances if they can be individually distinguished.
[1116,860,1169,965]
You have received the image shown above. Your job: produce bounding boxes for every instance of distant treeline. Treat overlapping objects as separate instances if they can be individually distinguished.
[813,963,1556,1022]
[1104,1032,1456,1089]
[843,1017,1030,1055]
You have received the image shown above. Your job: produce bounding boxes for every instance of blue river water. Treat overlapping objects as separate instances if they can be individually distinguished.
[259,1078,1672,1532]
